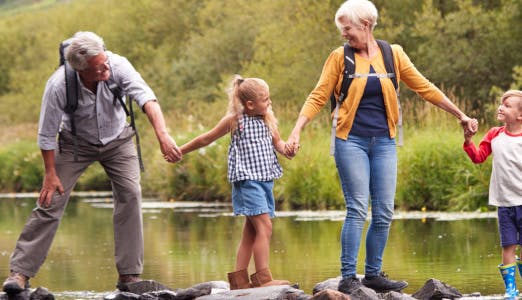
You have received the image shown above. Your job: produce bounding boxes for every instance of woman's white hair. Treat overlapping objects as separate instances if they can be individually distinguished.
[64,31,105,71]
[335,0,378,31]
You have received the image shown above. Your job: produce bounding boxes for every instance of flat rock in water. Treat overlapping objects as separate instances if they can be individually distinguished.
[105,281,226,300]
[309,289,350,300]
[196,284,310,300]
[118,280,172,294]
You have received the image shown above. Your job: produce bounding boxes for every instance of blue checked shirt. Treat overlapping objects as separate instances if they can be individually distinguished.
[227,114,283,182]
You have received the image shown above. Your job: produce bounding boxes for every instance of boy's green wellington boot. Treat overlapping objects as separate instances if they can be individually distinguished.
[499,263,519,298]
[516,257,522,278]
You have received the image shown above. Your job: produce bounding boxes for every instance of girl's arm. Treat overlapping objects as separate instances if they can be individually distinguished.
[180,114,233,155]
[272,128,292,159]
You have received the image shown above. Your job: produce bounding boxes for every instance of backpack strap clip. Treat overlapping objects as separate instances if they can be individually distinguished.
[329,40,401,156]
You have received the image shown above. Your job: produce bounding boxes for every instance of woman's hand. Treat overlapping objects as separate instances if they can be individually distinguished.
[285,115,309,157]
[285,133,300,157]
[460,116,478,137]
[463,118,478,145]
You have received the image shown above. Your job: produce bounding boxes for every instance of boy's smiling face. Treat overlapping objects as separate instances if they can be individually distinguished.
[497,96,522,124]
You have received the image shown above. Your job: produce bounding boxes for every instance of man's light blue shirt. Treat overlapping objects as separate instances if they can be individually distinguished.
[37,51,156,150]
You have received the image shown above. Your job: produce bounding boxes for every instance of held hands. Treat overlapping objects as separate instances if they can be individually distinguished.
[462,117,479,144]
[284,142,299,158]
[284,133,301,158]
[460,115,478,135]
[161,135,182,163]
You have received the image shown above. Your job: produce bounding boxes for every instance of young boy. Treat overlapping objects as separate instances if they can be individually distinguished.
[463,90,522,298]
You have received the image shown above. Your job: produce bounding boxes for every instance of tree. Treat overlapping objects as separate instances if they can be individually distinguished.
[243,0,339,108]
[408,0,522,114]
[163,0,268,108]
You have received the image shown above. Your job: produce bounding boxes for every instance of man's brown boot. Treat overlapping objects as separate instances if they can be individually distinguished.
[116,274,142,291]
[250,268,290,287]
[227,269,252,290]
[2,271,29,294]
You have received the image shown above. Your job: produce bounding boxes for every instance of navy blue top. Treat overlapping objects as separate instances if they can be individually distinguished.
[350,65,389,137]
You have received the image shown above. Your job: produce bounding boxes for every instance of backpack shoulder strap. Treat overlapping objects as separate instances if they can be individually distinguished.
[104,63,145,172]
[377,39,404,146]
[105,69,129,117]
[330,42,355,112]
[329,43,356,154]
[63,61,79,161]
[63,62,79,115]
[339,42,355,103]
[376,39,397,90]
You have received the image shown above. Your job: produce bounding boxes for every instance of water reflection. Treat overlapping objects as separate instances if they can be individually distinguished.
[0,196,503,298]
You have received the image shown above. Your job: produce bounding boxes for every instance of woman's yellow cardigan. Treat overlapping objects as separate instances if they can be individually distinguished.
[299,44,445,140]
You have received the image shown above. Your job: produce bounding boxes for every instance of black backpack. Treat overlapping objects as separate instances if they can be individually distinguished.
[329,39,402,155]
[59,38,144,171]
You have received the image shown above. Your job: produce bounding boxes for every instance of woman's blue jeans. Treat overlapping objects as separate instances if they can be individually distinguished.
[334,135,397,278]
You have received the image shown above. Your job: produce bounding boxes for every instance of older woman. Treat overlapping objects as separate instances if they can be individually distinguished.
[286,0,476,295]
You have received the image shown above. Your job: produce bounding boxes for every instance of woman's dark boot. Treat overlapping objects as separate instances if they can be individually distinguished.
[361,272,408,293]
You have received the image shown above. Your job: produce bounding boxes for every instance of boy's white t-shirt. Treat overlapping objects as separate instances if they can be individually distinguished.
[464,126,522,207]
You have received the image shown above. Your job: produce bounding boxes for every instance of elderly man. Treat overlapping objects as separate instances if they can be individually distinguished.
[3,31,181,293]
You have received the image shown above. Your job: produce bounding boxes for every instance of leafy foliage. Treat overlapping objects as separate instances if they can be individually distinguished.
[0,140,42,192]
[0,0,521,122]
[409,0,522,111]
[395,128,490,211]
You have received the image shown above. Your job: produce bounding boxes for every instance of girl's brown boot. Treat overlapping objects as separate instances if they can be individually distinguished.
[227,269,252,290]
[250,268,290,287]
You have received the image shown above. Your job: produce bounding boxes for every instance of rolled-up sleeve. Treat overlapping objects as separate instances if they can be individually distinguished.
[110,54,157,110]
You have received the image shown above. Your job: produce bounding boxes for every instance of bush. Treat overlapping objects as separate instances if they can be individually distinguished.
[0,140,42,192]
[276,123,343,210]
[396,127,490,211]
[0,140,111,192]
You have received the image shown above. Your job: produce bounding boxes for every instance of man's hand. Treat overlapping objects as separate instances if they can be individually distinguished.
[143,101,183,163]
[161,135,182,163]
[38,173,64,207]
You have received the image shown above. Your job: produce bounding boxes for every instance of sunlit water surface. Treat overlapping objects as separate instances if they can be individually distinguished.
[0,194,505,299]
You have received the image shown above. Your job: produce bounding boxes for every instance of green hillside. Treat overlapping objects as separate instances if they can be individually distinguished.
[0,0,60,16]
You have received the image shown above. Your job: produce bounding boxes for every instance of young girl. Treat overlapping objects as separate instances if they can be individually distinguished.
[463,90,522,298]
[179,75,291,289]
